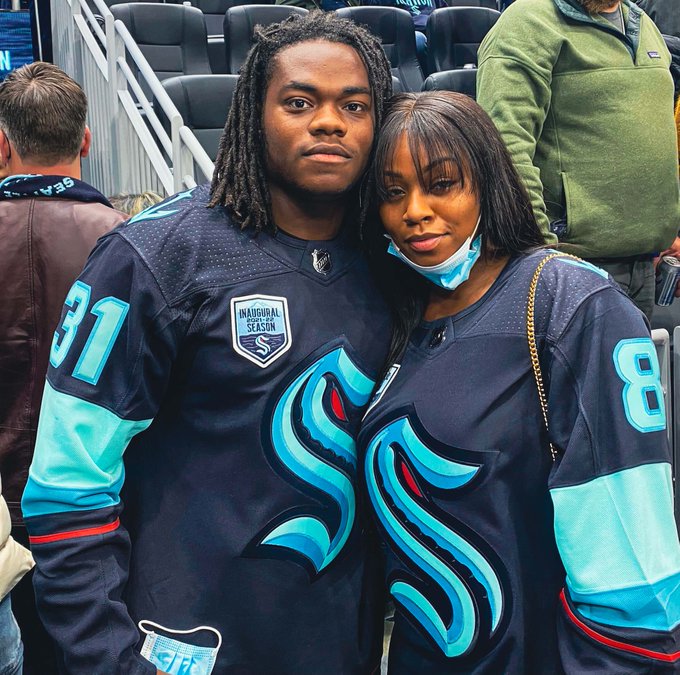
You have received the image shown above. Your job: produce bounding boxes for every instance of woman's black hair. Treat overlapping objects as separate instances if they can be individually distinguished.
[365,91,545,368]
[209,11,393,235]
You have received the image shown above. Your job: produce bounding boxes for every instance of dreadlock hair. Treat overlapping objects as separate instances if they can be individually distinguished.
[208,11,393,235]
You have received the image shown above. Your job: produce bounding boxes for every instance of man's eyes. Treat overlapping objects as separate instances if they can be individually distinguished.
[286,98,312,110]
[283,99,369,112]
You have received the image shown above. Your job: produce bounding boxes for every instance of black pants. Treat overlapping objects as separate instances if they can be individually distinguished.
[12,526,59,675]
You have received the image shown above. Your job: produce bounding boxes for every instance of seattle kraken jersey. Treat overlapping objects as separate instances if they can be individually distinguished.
[359,250,680,673]
[22,185,390,674]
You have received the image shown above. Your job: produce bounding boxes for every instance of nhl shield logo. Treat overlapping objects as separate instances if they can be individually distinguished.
[311,249,332,275]
[231,295,292,368]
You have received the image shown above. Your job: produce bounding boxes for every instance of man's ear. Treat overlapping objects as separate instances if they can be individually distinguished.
[0,130,10,168]
[80,126,92,158]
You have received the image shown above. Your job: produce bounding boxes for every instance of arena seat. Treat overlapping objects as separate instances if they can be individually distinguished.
[89,0,175,38]
[158,74,238,159]
[111,3,211,81]
[194,0,276,74]
[224,5,308,74]
[426,6,499,74]
[446,0,498,8]
[194,0,274,36]
[98,0,179,7]
[336,6,423,92]
[421,68,476,98]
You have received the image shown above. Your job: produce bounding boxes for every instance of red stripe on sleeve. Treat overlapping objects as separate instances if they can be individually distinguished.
[560,589,680,663]
[29,518,121,544]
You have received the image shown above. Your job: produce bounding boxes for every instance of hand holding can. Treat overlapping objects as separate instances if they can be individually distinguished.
[655,256,680,306]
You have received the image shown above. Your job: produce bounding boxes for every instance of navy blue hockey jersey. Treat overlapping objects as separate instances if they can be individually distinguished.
[22,185,390,674]
[359,250,680,673]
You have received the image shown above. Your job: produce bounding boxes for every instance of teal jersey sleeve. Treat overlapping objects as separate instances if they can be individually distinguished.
[546,287,680,671]
[22,231,189,674]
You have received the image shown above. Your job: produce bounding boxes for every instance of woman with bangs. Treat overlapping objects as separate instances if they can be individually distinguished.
[360,91,680,673]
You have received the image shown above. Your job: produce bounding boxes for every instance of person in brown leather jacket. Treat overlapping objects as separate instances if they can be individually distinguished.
[0,61,126,675]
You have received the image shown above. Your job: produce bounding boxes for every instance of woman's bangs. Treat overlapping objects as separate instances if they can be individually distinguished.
[375,97,478,202]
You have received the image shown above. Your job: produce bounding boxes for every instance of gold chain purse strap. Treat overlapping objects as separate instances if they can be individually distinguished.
[527,252,584,462]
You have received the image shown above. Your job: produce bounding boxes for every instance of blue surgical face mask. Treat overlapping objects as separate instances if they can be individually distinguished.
[139,620,222,675]
[385,214,483,290]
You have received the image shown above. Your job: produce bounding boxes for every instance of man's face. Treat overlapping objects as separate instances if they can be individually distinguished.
[576,0,620,13]
[262,40,374,200]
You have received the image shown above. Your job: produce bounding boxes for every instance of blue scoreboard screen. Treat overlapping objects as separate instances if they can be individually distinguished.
[0,10,34,81]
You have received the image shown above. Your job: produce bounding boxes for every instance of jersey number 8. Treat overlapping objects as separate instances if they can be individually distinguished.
[49,280,130,386]
[613,338,666,434]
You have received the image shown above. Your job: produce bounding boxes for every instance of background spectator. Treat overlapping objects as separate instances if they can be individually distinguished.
[109,190,163,216]
[665,34,680,103]
[361,0,446,74]
[635,0,679,38]
[477,0,680,320]
[0,61,126,675]
[0,473,33,675]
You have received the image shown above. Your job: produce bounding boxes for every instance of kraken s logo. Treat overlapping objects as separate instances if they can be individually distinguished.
[247,344,375,576]
[255,335,272,356]
[365,414,506,658]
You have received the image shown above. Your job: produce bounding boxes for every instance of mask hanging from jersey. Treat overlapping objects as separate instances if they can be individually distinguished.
[139,620,222,675]
[385,214,482,291]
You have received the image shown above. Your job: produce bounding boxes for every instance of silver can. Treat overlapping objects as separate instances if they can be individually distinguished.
[655,256,680,306]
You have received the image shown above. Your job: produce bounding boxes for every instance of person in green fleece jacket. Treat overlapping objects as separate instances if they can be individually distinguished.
[477,0,680,320]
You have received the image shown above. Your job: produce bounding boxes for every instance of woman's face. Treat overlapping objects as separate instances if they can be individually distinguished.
[379,133,481,266]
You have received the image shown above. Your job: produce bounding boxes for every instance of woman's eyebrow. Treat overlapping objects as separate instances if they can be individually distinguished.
[422,157,458,173]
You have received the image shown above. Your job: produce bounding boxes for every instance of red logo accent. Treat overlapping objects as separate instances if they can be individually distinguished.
[400,460,423,498]
[331,387,347,421]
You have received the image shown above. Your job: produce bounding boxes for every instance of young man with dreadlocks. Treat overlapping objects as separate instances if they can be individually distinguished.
[21,12,393,675]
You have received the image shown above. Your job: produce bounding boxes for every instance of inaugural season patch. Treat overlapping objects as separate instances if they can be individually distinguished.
[231,295,292,368]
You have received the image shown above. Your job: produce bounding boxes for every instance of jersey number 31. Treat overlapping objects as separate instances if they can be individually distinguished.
[49,280,129,386]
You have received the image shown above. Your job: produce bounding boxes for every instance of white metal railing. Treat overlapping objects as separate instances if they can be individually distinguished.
[656,326,680,532]
[652,328,673,451]
[50,0,214,196]
[672,326,680,520]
